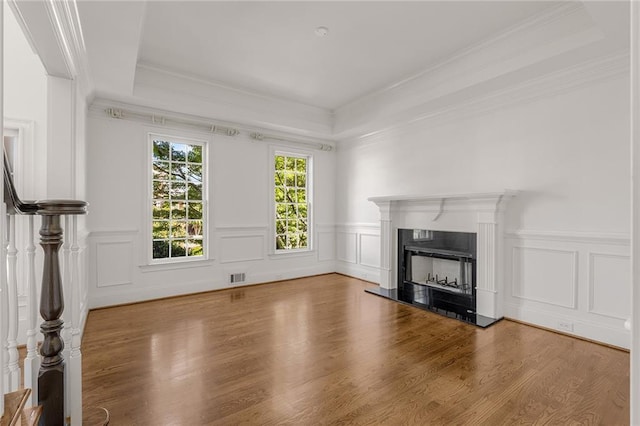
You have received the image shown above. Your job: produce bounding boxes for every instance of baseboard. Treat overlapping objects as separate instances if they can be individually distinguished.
[89,263,337,308]
[503,302,630,350]
[504,318,629,352]
[335,261,381,284]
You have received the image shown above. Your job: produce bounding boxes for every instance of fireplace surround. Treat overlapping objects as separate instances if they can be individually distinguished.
[366,191,515,327]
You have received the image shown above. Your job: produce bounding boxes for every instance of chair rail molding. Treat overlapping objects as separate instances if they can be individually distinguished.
[505,229,630,245]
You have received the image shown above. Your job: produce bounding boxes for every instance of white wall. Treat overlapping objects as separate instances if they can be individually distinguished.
[335,75,631,348]
[3,7,47,200]
[4,7,49,346]
[85,114,336,307]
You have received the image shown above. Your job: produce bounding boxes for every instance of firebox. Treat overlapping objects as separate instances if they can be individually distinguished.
[396,229,486,325]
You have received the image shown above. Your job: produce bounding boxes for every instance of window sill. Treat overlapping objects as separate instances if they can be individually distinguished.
[268,250,315,260]
[139,258,215,273]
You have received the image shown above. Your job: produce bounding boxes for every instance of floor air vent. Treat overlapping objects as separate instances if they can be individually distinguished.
[229,273,246,284]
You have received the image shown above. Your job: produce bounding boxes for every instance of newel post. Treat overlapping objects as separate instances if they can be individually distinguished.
[37,201,87,426]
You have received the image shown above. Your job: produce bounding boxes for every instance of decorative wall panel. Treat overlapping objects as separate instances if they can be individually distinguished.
[219,235,264,263]
[589,252,630,320]
[359,234,380,268]
[511,246,578,309]
[317,231,336,261]
[96,241,133,288]
[336,232,357,264]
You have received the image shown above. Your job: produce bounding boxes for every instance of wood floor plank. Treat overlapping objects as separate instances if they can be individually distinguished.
[81,274,629,425]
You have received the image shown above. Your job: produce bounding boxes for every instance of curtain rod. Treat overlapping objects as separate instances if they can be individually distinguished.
[249,132,332,151]
[105,107,240,136]
[104,107,333,151]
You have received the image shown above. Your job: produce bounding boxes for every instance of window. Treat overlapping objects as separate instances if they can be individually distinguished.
[274,152,311,252]
[150,134,206,261]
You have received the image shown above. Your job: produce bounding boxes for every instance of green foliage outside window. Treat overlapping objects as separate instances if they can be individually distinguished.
[152,139,204,260]
[275,154,309,250]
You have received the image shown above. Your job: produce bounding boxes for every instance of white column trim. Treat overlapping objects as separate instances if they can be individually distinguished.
[630,0,640,421]
[0,0,5,412]
[377,201,394,289]
[476,221,498,318]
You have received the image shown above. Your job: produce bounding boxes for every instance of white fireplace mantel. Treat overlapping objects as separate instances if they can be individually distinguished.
[368,190,517,319]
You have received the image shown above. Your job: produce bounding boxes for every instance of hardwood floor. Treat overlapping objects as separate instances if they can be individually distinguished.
[81,274,629,425]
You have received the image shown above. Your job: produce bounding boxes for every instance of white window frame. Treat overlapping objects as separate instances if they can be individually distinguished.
[269,146,313,255]
[147,132,209,265]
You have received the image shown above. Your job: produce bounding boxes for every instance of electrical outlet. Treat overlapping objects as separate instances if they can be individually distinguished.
[557,321,574,333]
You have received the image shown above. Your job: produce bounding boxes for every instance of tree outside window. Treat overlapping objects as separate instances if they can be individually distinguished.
[274,153,310,251]
[151,137,205,260]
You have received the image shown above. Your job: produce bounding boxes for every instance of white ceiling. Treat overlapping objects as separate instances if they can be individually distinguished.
[55,0,627,139]
[137,1,559,110]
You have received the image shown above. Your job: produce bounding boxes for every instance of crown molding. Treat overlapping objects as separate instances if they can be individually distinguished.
[134,64,334,138]
[7,0,68,77]
[136,62,327,112]
[339,2,586,112]
[7,0,92,93]
[339,49,629,149]
[334,1,604,138]
[46,0,92,93]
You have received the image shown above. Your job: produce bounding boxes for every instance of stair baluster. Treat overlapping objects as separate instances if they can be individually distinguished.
[24,215,39,407]
[61,215,71,421]
[37,202,86,426]
[6,214,20,392]
[68,216,83,425]
[0,206,6,418]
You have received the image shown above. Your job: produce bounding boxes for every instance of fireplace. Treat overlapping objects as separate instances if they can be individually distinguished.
[365,191,515,327]
[397,229,480,323]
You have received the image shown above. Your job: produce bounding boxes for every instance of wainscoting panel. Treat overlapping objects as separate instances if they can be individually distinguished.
[588,252,630,320]
[505,230,630,349]
[219,235,265,263]
[336,232,357,264]
[96,241,134,288]
[88,230,137,296]
[88,225,338,308]
[335,224,381,283]
[511,246,578,309]
[359,233,380,268]
[317,230,336,262]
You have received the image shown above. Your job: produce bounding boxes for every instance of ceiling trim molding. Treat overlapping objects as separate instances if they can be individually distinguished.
[133,64,334,138]
[136,62,326,112]
[336,2,589,112]
[45,0,92,92]
[340,50,629,149]
[333,2,603,137]
[8,0,92,92]
[45,0,76,77]
[6,1,38,56]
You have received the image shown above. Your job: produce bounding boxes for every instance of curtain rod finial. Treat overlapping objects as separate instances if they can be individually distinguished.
[105,108,122,119]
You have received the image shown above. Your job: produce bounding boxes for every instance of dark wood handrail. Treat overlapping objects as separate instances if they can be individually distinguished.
[3,151,37,215]
[3,149,87,425]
